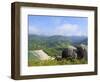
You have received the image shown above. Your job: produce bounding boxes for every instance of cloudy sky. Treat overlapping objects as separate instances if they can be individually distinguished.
[28,15,88,36]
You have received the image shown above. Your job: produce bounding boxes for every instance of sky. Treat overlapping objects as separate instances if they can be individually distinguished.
[28,15,88,36]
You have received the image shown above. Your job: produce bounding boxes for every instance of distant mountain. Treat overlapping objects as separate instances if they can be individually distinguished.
[28,34,87,49]
[79,38,88,45]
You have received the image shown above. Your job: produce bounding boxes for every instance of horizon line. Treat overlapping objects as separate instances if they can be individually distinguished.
[28,34,88,37]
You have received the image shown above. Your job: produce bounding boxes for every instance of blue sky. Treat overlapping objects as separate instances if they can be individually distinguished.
[28,15,88,36]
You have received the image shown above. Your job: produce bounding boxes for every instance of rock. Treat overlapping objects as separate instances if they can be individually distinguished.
[72,50,77,59]
[55,55,62,61]
[62,45,77,59]
[76,44,87,59]
[29,50,54,60]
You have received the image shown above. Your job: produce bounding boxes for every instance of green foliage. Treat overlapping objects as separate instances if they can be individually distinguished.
[43,48,61,57]
[28,35,88,66]
[28,35,72,57]
[28,35,72,50]
[28,58,87,66]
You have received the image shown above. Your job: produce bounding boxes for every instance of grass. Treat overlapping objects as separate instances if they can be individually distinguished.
[43,48,62,57]
[28,58,87,66]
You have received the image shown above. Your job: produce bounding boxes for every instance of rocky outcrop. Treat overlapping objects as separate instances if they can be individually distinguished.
[62,45,77,59]
[76,44,87,59]
[29,50,54,60]
[61,44,87,59]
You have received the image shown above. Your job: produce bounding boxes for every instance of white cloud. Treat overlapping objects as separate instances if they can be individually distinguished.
[29,26,39,34]
[29,24,87,36]
[53,23,87,36]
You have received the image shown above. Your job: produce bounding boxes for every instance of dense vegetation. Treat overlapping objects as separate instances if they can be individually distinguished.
[28,34,88,66]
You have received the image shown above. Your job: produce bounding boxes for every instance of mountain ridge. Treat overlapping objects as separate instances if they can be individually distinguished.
[28,34,88,50]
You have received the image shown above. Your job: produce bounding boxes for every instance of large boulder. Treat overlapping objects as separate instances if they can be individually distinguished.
[28,50,54,61]
[76,44,87,59]
[62,45,77,59]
